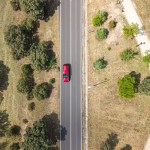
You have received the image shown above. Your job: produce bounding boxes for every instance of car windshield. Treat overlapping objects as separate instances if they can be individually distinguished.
[63,74,68,78]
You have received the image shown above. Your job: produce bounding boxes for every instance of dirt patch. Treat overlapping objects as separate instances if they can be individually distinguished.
[88,0,150,150]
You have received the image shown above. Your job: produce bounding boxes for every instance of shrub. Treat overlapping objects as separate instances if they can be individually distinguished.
[123,23,139,38]
[100,141,111,150]
[96,28,108,40]
[17,76,35,94]
[21,64,33,76]
[21,17,37,33]
[118,74,137,98]
[143,54,150,63]
[28,102,35,111]
[10,143,20,150]
[139,77,150,95]
[4,25,32,60]
[107,47,111,51]
[93,57,107,70]
[109,20,116,28]
[120,48,135,61]
[30,42,52,71]
[47,56,57,70]
[49,78,55,85]
[34,82,50,100]
[7,125,21,136]
[19,0,46,19]
[10,0,20,11]
[23,119,28,124]
[92,10,107,26]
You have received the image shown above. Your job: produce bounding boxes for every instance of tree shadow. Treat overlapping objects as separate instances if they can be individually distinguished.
[42,112,60,144]
[44,0,60,21]
[0,110,10,137]
[0,142,8,150]
[100,132,119,150]
[130,71,141,90]
[121,144,132,150]
[0,92,4,104]
[0,61,10,92]
[59,125,67,141]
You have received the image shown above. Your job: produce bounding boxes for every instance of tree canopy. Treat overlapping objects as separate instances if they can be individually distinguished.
[139,77,150,95]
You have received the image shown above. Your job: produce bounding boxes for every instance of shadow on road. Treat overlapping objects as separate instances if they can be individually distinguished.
[60,125,67,141]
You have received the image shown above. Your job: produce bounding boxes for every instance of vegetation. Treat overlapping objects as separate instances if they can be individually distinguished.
[109,20,116,28]
[10,143,20,150]
[4,25,32,60]
[22,120,52,150]
[139,77,150,95]
[123,23,139,39]
[28,102,35,111]
[100,141,111,150]
[21,64,33,76]
[120,48,135,61]
[49,78,55,85]
[92,10,107,26]
[19,0,46,19]
[143,53,150,63]
[34,82,50,100]
[10,0,20,11]
[107,47,111,51]
[47,56,57,69]
[96,28,108,40]
[6,125,21,137]
[93,57,107,70]
[23,119,28,124]
[30,42,54,71]
[17,76,34,94]
[118,74,137,98]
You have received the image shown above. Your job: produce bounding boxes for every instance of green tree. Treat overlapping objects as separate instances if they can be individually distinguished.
[92,10,107,26]
[118,74,137,98]
[10,0,20,11]
[143,53,150,63]
[10,143,20,150]
[139,77,150,95]
[34,82,50,100]
[22,120,52,150]
[17,76,34,94]
[30,42,51,71]
[100,141,112,150]
[4,25,32,60]
[120,48,135,61]
[93,57,107,70]
[123,23,139,39]
[96,28,108,40]
[19,0,46,19]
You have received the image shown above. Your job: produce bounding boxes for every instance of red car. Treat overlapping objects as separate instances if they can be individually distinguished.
[63,64,70,82]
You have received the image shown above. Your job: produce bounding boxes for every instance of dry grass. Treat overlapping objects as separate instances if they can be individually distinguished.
[0,0,59,148]
[88,0,150,150]
[133,0,150,38]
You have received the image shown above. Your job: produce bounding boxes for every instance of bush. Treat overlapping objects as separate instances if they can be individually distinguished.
[96,28,108,40]
[139,77,150,95]
[10,0,20,11]
[100,141,111,150]
[92,10,107,26]
[4,25,32,60]
[28,102,35,111]
[120,48,135,61]
[49,78,55,85]
[21,17,37,33]
[30,42,51,71]
[7,125,21,136]
[23,119,28,124]
[123,23,139,38]
[21,64,33,76]
[109,20,116,28]
[118,74,137,98]
[107,47,111,51]
[17,76,35,94]
[93,57,107,70]
[47,56,57,70]
[34,83,50,100]
[19,0,46,20]
[10,143,20,150]
[143,54,150,63]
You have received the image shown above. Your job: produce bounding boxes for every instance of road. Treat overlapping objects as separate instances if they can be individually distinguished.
[60,0,82,150]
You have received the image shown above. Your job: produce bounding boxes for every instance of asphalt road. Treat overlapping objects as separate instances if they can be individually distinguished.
[60,0,82,150]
